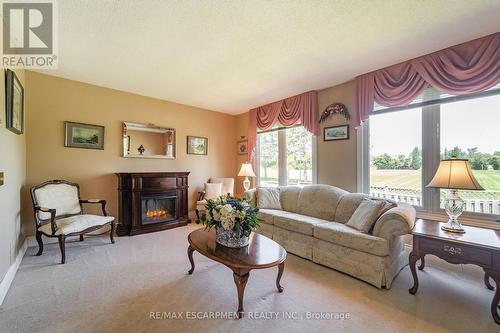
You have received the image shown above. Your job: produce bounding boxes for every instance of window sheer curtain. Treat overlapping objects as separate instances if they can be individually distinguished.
[247,90,320,163]
[355,32,500,127]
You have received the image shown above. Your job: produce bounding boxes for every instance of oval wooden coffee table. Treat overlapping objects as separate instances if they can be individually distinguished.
[187,228,287,318]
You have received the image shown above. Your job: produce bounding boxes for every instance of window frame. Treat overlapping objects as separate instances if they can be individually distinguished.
[358,88,500,226]
[256,124,317,187]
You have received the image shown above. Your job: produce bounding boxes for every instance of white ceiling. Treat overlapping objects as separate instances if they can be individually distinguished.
[37,0,500,114]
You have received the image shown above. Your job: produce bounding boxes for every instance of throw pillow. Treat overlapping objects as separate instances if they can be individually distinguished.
[346,199,390,233]
[256,187,282,210]
[366,198,397,233]
[204,183,223,200]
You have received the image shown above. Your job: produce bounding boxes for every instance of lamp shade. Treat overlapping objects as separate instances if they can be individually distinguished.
[238,163,256,177]
[427,158,484,190]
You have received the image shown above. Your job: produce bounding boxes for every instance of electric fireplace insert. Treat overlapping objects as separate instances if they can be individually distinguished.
[141,193,177,225]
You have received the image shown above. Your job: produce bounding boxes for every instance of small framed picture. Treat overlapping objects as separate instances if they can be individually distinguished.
[187,136,208,155]
[237,140,248,155]
[5,69,24,135]
[324,125,349,141]
[65,121,105,150]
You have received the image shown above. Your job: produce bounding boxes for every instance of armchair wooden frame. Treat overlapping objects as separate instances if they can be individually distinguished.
[31,180,115,264]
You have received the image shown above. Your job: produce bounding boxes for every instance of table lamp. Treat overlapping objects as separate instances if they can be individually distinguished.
[238,163,256,191]
[426,157,484,233]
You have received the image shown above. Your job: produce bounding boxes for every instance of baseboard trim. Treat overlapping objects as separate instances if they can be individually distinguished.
[0,238,28,305]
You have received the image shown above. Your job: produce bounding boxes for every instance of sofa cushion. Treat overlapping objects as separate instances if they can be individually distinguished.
[313,222,389,256]
[257,208,293,225]
[334,193,369,224]
[279,186,301,212]
[274,212,329,236]
[295,185,347,221]
[257,187,282,209]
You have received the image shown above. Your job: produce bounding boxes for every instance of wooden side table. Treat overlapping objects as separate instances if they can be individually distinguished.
[409,219,500,324]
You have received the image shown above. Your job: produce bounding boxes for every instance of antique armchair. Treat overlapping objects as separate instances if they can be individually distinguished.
[195,177,235,222]
[31,180,115,264]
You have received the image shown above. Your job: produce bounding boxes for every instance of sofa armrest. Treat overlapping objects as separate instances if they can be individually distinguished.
[242,189,257,206]
[371,203,416,240]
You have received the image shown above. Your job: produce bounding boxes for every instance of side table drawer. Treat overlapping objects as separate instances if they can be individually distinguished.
[420,238,492,267]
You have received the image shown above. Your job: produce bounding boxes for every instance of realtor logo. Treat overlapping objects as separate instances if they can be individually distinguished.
[1,0,58,68]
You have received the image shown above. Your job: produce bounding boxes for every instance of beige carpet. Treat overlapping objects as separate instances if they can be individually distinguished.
[0,224,498,333]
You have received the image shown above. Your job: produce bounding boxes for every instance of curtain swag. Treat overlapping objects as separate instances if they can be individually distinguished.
[355,32,500,127]
[247,90,319,163]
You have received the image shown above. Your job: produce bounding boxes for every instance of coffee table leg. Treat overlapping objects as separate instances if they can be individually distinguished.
[233,269,250,319]
[187,245,195,274]
[276,262,285,292]
[409,251,420,295]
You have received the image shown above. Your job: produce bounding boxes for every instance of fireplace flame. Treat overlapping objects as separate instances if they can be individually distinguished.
[146,209,169,218]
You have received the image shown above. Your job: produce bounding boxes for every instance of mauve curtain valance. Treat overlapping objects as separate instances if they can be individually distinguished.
[247,90,319,162]
[355,32,500,127]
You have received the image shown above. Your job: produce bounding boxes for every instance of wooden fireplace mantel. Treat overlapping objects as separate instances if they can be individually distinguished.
[116,172,190,236]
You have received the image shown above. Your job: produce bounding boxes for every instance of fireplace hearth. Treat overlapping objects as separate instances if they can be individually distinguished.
[116,172,190,236]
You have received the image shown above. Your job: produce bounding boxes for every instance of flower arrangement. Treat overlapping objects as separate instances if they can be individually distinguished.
[201,197,260,247]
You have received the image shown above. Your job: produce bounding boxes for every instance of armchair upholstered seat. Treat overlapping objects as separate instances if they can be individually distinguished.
[31,180,115,264]
[38,214,115,236]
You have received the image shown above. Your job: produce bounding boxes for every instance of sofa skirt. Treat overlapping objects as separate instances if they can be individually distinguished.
[257,225,408,288]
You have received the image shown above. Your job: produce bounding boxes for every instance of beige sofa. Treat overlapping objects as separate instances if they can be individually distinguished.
[243,185,416,288]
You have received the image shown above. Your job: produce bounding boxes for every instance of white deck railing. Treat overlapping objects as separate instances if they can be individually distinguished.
[370,186,500,215]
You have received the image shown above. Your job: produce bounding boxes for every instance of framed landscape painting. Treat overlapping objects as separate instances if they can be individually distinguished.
[65,121,105,150]
[5,69,24,134]
[187,136,208,155]
[324,125,349,141]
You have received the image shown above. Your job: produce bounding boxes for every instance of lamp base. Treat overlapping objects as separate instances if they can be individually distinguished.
[243,177,250,191]
[441,223,466,234]
[441,189,466,234]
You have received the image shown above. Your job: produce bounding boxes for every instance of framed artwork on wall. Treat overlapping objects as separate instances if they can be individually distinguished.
[324,125,349,141]
[237,140,248,155]
[65,121,105,150]
[187,136,208,155]
[5,69,24,134]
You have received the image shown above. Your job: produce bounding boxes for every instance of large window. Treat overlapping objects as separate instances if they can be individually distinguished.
[440,94,500,215]
[258,130,279,187]
[364,86,500,218]
[370,108,422,206]
[257,126,315,187]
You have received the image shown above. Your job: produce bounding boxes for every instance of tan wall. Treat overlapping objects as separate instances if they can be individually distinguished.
[234,80,358,192]
[317,81,357,192]
[24,71,237,235]
[0,68,26,283]
[235,112,251,194]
